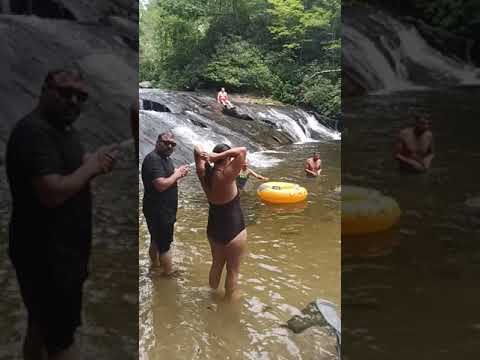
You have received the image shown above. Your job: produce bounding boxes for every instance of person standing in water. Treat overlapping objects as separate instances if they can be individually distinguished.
[6,69,118,360]
[141,132,189,276]
[305,152,322,177]
[217,87,234,109]
[395,115,434,172]
[236,160,269,190]
[194,143,247,300]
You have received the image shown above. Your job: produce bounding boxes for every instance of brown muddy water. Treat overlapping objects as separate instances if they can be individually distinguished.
[342,87,480,360]
[139,141,341,360]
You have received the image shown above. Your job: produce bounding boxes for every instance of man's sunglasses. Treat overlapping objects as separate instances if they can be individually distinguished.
[56,87,89,103]
[161,140,176,147]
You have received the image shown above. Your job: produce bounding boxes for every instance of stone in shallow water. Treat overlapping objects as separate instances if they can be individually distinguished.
[465,197,480,213]
[286,301,329,334]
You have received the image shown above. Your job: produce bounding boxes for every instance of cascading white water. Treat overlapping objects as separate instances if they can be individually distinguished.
[343,10,480,93]
[257,108,340,143]
[265,109,309,143]
[140,89,340,170]
[297,110,341,141]
[387,16,480,86]
[343,24,414,91]
[140,110,280,168]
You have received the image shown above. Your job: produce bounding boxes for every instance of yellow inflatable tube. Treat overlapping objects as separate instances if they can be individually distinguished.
[257,182,308,204]
[342,186,401,235]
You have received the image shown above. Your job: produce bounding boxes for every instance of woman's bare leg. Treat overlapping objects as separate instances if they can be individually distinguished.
[208,238,226,290]
[225,230,247,300]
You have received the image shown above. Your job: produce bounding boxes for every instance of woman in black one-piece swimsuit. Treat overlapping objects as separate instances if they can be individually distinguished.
[194,143,248,300]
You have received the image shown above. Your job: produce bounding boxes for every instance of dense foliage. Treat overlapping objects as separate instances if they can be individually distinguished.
[140,0,340,116]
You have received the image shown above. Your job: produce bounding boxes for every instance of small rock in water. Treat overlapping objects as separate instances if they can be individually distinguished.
[465,197,480,214]
[206,304,217,312]
[285,301,328,334]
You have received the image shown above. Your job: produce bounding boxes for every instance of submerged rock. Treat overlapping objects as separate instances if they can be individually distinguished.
[286,301,329,334]
[285,300,340,359]
[465,197,480,211]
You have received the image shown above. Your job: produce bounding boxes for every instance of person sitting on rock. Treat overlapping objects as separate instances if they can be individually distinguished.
[217,87,234,109]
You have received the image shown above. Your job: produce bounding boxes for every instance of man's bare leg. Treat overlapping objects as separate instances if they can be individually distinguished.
[149,241,159,266]
[49,343,82,360]
[208,239,226,290]
[224,230,247,301]
[23,319,47,360]
[159,250,174,275]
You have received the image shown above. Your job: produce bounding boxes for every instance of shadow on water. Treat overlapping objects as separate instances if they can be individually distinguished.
[342,87,480,359]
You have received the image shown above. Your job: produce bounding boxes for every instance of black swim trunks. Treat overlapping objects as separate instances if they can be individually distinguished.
[207,193,245,244]
[13,255,86,355]
[144,217,175,253]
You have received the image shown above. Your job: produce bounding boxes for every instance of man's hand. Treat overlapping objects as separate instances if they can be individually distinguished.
[175,164,190,179]
[102,144,120,173]
[85,144,119,176]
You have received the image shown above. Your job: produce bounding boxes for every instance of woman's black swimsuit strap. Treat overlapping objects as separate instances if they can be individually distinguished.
[207,192,245,244]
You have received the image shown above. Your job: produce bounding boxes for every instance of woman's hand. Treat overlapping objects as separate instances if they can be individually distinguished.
[199,151,210,162]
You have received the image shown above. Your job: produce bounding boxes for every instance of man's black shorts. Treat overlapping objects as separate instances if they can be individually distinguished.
[144,218,175,253]
[14,261,85,355]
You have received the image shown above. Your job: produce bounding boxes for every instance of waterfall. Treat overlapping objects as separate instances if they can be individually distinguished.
[343,8,480,94]
[139,89,340,168]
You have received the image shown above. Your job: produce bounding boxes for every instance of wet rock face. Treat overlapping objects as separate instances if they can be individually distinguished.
[343,5,480,95]
[138,89,340,173]
[8,0,138,22]
[222,106,254,120]
[139,89,338,166]
[0,14,138,153]
[342,70,368,98]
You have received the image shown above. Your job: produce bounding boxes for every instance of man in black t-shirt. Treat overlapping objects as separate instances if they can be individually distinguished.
[6,69,118,359]
[141,132,189,275]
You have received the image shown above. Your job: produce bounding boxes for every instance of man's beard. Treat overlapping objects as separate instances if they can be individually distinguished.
[157,147,173,157]
[48,108,81,128]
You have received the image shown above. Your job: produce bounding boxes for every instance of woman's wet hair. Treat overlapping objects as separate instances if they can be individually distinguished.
[212,143,231,154]
[205,143,231,189]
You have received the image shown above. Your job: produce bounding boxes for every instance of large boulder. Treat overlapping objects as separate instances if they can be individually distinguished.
[0,14,137,155]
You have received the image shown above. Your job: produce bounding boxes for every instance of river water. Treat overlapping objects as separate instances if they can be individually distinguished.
[342,87,480,359]
[139,141,341,360]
